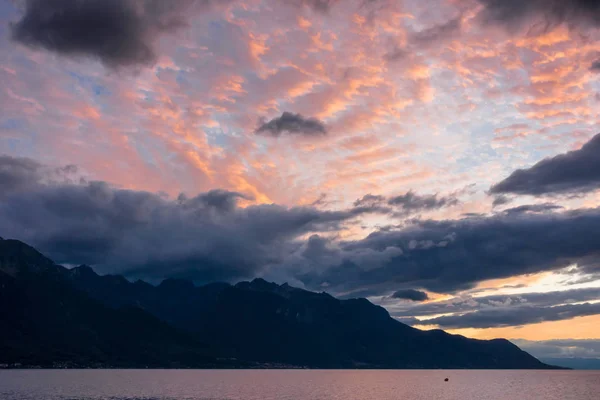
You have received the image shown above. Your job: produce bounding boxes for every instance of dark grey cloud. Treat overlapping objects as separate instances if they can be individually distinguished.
[417,302,600,329]
[383,13,463,63]
[410,17,463,47]
[351,194,392,214]
[0,156,378,283]
[4,155,600,304]
[476,0,600,32]
[392,287,600,319]
[502,203,563,214]
[491,133,600,196]
[178,189,252,213]
[392,289,429,302]
[284,0,382,14]
[462,212,486,218]
[512,339,600,359]
[592,59,600,72]
[352,191,459,217]
[383,48,409,63]
[296,208,600,294]
[387,191,460,214]
[353,194,386,208]
[256,112,328,137]
[290,0,339,13]
[310,193,334,208]
[492,195,512,207]
[0,155,79,198]
[0,155,42,195]
[10,0,225,68]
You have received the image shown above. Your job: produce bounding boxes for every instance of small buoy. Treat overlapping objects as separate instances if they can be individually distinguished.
[444,378,449,382]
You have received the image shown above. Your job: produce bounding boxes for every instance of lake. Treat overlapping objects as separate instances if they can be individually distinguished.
[1,370,599,400]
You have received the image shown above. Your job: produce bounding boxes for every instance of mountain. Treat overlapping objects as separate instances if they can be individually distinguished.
[540,358,600,370]
[0,238,558,369]
[0,239,238,368]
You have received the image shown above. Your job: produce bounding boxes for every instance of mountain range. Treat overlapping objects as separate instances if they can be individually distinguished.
[0,238,558,369]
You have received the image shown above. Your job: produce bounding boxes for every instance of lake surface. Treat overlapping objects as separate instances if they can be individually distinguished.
[1,370,599,400]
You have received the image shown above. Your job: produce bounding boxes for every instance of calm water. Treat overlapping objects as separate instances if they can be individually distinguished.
[0,370,599,400]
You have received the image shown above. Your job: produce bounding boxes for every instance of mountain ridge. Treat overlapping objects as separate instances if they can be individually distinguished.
[0,238,562,369]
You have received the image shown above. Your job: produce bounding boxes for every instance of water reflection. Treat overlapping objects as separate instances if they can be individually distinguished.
[1,370,599,400]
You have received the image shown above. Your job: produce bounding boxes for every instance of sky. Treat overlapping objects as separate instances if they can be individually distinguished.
[1,0,600,351]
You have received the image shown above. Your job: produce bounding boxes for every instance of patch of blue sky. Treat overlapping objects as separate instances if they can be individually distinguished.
[132,139,157,168]
[140,89,155,102]
[205,126,229,149]
[175,69,188,86]
[0,0,17,24]
[590,78,600,108]
[67,71,111,97]
[1,118,24,130]
[0,123,38,157]
[11,52,38,71]
[5,139,19,153]
[431,85,534,182]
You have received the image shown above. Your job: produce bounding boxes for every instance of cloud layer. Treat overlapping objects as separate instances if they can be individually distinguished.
[298,208,600,294]
[0,156,367,282]
[513,339,600,359]
[3,155,600,300]
[2,152,600,328]
[393,287,600,328]
[395,287,600,317]
[491,133,600,196]
[419,302,600,329]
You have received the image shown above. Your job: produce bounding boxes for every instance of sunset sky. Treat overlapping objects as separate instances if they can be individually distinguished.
[1,0,600,356]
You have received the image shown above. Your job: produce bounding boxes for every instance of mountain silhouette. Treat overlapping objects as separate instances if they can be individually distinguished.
[0,238,559,369]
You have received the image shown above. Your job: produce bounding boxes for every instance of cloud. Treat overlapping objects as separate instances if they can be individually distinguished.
[592,60,600,72]
[490,133,600,196]
[0,155,79,197]
[417,302,600,329]
[255,112,328,137]
[392,287,600,319]
[476,0,600,33]
[512,339,600,359]
[392,289,429,301]
[352,191,459,217]
[177,189,253,213]
[0,155,42,195]
[353,194,386,207]
[3,156,600,302]
[286,0,340,13]
[410,17,463,47]
[502,203,563,214]
[297,208,600,294]
[383,17,463,63]
[351,194,392,214]
[0,156,372,283]
[387,191,460,214]
[492,195,512,207]
[9,0,221,68]
[283,0,382,15]
[383,48,409,63]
